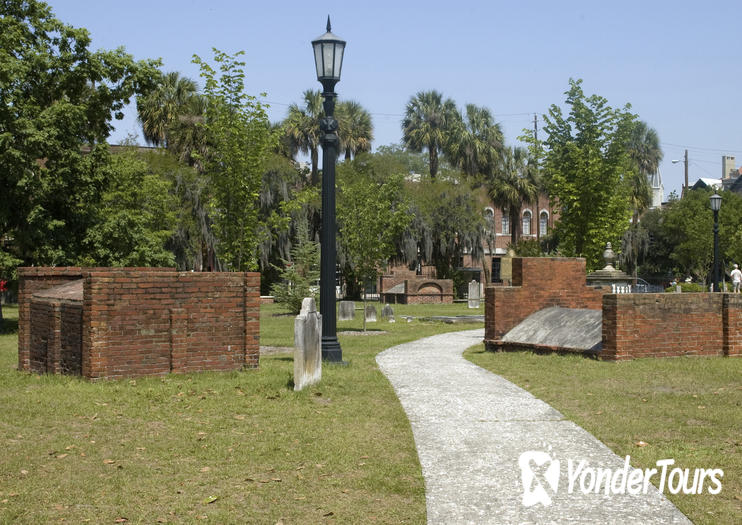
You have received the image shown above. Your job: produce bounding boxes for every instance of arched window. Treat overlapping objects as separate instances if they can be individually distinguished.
[539,211,549,237]
[522,210,532,236]
[502,212,510,235]
[484,207,494,232]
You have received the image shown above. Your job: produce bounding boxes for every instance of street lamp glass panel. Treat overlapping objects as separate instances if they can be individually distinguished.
[313,45,323,79]
[710,193,722,211]
[312,22,345,82]
[332,43,344,78]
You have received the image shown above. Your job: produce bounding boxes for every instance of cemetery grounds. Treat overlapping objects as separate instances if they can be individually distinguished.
[0,303,739,523]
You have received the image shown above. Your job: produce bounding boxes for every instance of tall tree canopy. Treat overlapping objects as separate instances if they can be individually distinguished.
[402,90,458,179]
[283,89,323,184]
[193,49,275,271]
[336,100,373,161]
[489,146,539,246]
[0,0,160,265]
[446,103,504,180]
[529,79,636,270]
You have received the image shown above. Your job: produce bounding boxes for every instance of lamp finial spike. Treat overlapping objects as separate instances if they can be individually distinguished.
[326,15,331,32]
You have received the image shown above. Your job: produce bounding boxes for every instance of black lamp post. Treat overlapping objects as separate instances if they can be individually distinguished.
[710,193,722,292]
[312,17,345,362]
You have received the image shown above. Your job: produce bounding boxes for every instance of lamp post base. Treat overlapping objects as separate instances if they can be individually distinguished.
[321,336,345,363]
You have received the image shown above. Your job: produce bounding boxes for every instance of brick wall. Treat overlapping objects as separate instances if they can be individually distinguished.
[484,258,605,342]
[17,267,84,371]
[602,293,742,360]
[19,268,260,379]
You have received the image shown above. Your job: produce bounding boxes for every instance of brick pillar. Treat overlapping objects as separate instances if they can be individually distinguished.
[169,308,188,372]
[723,293,742,357]
[47,302,62,373]
[17,276,31,371]
[600,294,619,361]
[244,272,260,369]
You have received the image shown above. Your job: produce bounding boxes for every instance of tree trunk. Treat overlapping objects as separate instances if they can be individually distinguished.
[311,147,319,185]
[362,280,367,333]
[345,148,352,161]
[429,147,438,179]
[510,208,519,247]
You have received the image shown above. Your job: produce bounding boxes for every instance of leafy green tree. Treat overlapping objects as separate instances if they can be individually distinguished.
[488,146,540,246]
[661,189,715,281]
[193,49,275,271]
[402,90,458,179]
[0,0,160,266]
[283,89,324,184]
[336,100,373,161]
[337,160,410,330]
[270,218,320,314]
[528,79,636,270]
[446,104,503,181]
[401,175,488,281]
[80,149,177,266]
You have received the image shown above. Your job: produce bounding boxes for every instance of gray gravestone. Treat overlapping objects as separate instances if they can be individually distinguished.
[365,305,377,323]
[468,280,481,308]
[294,297,322,391]
[381,304,394,322]
[338,300,355,321]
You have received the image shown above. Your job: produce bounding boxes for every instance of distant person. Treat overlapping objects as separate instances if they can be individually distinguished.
[731,264,742,293]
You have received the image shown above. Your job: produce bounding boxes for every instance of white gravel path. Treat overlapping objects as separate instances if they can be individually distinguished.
[376,328,693,525]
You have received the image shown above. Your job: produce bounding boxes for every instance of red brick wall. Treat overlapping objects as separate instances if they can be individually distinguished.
[484,258,605,341]
[61,303,83,373]
[81,269,260,379]
[19,268,260,379]
[602,293,742,360]
[28,299,83,374]
[17,267,84,371]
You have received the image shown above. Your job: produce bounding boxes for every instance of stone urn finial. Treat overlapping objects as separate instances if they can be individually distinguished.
[602,242,616,270]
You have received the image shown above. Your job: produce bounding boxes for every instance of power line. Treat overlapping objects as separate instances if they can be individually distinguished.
[662,142,742,155]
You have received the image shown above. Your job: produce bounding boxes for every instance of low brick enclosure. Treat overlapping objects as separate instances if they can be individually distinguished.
[602,293,742,359]
[18,267,260,379]
[379,270,454,304]
[484,257,606,341]
[484,257,742,360]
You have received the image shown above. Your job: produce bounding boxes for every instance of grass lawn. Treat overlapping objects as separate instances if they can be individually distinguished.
[0,302,480,524]
[465,345,742,525]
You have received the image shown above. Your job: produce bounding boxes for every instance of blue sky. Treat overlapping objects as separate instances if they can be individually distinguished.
[48,0,742,197]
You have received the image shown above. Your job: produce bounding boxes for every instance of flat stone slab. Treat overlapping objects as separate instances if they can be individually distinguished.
[31,279,84,302]
[502,306,602,351]
[376,329,690,524]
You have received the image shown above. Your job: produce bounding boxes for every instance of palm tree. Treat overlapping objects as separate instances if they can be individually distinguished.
[446,104,504,180]
[167,94,208,171]
[137,71,199,147]
[627,121,663,223]
[336,100,373,160]
[402,90,458,179]
[283,89,324,184]
[622,121,663,279]
[489,147,539,246]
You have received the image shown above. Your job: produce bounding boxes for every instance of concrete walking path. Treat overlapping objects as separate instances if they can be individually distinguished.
[376,328,692,524]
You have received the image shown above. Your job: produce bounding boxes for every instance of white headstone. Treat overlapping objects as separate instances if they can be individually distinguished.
[381,304,394,322]
[338,300,355,321]
[468,280,481,308]
[365,305,377,322]
[294,297,322,391]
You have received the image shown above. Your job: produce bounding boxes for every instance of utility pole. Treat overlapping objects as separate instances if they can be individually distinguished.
[533,114,538,143]
[684,149,689,194]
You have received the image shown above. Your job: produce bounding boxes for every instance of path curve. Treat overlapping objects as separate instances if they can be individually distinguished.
[376,329,692,524]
